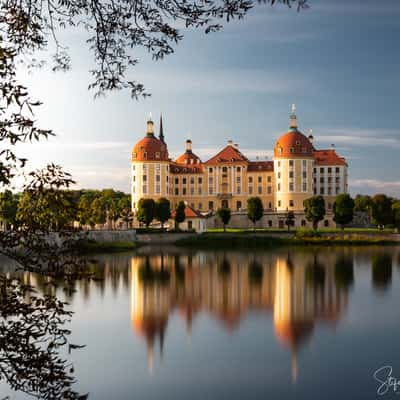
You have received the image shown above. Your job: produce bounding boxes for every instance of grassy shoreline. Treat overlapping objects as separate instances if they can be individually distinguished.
[176,233,400,248]
[76,240,138,253]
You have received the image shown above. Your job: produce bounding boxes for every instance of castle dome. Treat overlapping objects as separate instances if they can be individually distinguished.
[132,116,169,162]
[175,140,202,165]
[274,130,314,158]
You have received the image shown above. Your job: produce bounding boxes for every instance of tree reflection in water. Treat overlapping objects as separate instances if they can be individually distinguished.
[372,253,393,292]
[0,274,86,399]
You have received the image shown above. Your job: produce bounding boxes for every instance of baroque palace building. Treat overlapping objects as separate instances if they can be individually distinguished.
[131,107,348,227]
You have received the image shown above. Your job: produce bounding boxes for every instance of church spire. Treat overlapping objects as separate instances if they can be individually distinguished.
[159,113,165,143]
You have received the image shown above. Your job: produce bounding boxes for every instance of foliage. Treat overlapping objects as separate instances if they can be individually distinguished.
[155,197,171,229]
[371,194,393,229]
[284,210,295,231]
[216,207,231,232]
[354,194,372,212]
[137,198,156,228]
[303,196,326,230]
[174,201,186,229]
[247,197,263,229]
[0,190,19,229]
[295,228,321,238]
[333,194,355,229]
[392,201,400,230]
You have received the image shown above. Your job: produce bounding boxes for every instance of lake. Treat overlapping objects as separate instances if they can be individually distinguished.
[1,245,400,399]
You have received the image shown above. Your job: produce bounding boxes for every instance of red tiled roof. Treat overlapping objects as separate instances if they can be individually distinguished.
[205,145,249,164]
[247,161,274,172]
[132,135,169,161]
[175,150,202,165]
[314,149,347,166]
[274,130,314,158]
[170,162,203,174]
[171,205,203,218]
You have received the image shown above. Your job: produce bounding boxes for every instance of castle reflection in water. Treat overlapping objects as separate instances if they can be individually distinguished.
[5,247,396,383]
[130,248,359,381]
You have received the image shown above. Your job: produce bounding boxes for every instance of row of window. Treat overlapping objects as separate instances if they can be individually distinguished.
[314,167,341,174]
[314,187,341,195]
[315,177,340,184]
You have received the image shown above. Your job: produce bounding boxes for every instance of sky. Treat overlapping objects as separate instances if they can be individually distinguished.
[17,0,400,196]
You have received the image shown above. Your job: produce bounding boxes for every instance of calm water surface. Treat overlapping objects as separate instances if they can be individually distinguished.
[1,246,400,399]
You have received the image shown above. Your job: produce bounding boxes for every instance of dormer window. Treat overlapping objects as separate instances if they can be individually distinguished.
[155,152,160,159]
[279,148,283,155]
[132,152,137,159]
[290,147,295,153]
[302,148,307,153]
[143,152,147,159]
[296,140,300,146]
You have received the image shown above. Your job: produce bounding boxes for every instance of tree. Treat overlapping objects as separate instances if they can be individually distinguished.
[137,198,156,228]
[155,198,171,229]
[333,194,355,230]
[216,207,231,232]
[371,194,393,230]
[247,197,264,230]
[303,196,326,230]
[354,194,372,212]
[0,190,18,231]
[174,201,186,230]
[284,210,295,232]
[118,196,132,229]
[392,201,400,231]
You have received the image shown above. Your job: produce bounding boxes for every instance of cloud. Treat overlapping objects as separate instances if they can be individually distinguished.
[311,1,400,16]
[314,128,400,148]
[350,179,400,197]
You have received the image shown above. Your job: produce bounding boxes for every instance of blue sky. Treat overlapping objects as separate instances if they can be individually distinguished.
[18,0,400,196]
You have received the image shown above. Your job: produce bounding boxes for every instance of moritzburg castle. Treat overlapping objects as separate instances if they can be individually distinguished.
[131,107,348,228]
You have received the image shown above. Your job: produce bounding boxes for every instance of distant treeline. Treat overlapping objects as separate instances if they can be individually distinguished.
[0,189,132,231]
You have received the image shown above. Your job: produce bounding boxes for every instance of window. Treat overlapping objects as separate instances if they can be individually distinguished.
[278,172,281,179]
[175,178,179,184]
[142,174,147,182]
[248,186,253,194]
[278,161,281,167]
[208,177,213,184]
[222,167,228,173]
[289,171,294,178]
[132,186,136,194]
[183,188,187,195]
[296,140,300,145]
[175,188,179,195]
[237,187,241,194]
[320,187,325,195]
[279,148,283,155]
[278,183,281,191]
[209,188,213,195]
[303,182,307,192]
[320,167,325,173]
[289,200,294,207]
[258,186,262,194]
[237,176,241,183]
[267,176,272,183]
[336,187,340,194]
[278,200,281,207]
[336,177,340,183]
[133,175,136,182]
[328,167,332,173]
[303,160,307,168]
[208,201,214,210]
[166,176,169,183]
[336,167,340,173]
[290,148,295,153]
[301,220,306,227]
[328,187,332,195]
[143,185,147,194]
[328,177,332,184]
[209,168,213,173]
[237,167,241,172]
[155,152,160,159]
[324,220,329,227]
[302,171,307,179]
[143,152,147,159]
[199,203,202,210]
[268,220,272,227]
[156,175,160,182]
[258,176,262,183]
[320,177,324,183]
[248,176,253,183]
[190,188,194,195]
[188,221,193,230]
[267,186,272,194]
[198,177,202,184]
[132,153,137,159]
[236,201,242,210]
[183,178,187,184]
[313,168,316,173]
[190,177,194,184]
[289,160,294,167]
[156,185,160,194]
[289,182,294,192]
[268,202,272,209]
